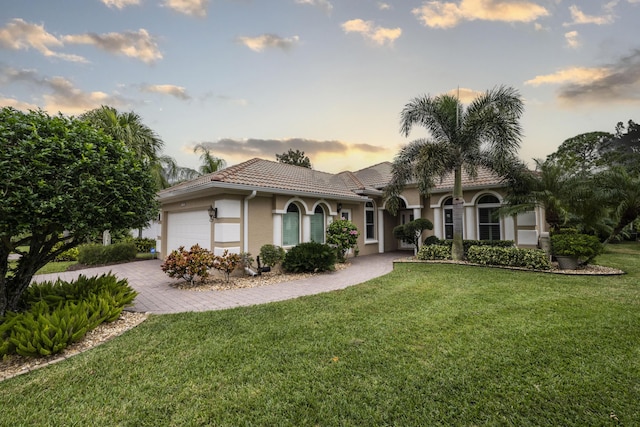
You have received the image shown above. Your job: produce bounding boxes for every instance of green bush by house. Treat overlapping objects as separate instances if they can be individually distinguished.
[467,246,551,270]
[417,244,452,260]
[259,244,286,268]
[282,242,336,273]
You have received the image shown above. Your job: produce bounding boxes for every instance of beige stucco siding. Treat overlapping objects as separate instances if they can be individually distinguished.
[247,196,274,256]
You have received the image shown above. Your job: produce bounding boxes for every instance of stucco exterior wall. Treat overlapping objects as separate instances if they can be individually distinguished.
[247,196,274,256]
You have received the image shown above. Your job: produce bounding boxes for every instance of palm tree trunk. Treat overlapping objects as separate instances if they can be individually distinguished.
[452,166,465,260]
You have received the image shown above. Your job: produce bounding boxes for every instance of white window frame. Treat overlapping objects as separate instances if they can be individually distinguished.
[477,194,501,241]
[364,201,377,243]
[310,205,326,243]
[282,203,301,247]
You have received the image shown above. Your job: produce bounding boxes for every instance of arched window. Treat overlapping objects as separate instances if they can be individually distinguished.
[283,203,300,246]
[310,205,325,243]
[443,197,454,240]
[478,194,501,241]
[365,201,375,240]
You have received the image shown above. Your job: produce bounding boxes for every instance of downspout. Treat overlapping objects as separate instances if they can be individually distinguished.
[243,190,257,252]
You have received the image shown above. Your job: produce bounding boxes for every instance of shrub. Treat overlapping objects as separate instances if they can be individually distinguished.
[22,274,137,313]
[423,235,440,246]
[326,219,359,262]
[417,244,452,260]
[467,246,551,270]
[436,239,515,256]
[161,245,214,285]
[394,218,434,252]
[212,250,242,283]
[132,237,156,253]
[7,301,90,357]
[54,246,79,262]
[551,232,603,264]
[1,274,137,358]
[78,242,138,265]
[282,242,336,273]
[259,244,286,268]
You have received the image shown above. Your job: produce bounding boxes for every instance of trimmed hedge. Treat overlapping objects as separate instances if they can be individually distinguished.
[78,242,138,265]
[282,242,336,273]
[467,246,551,270]
[417,244,452,260]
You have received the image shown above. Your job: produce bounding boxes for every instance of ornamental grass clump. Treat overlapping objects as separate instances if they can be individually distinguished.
[326,219,359,262]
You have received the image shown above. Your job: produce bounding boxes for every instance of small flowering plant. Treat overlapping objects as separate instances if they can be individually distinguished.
[326,219,360,262]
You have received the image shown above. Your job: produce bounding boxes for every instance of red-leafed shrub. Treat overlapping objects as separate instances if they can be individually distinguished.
[161,245,214,286]
[212,250,241,283]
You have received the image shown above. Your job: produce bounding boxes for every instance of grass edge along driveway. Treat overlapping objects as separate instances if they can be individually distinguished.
[1,243,638,426]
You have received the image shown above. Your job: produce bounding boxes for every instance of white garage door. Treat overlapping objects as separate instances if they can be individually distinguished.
[166,210,212,253]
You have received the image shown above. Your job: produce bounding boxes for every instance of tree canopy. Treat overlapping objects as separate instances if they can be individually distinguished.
[276,149,312,168]
[0,107,158,315]
[194,143,227,174]
[504,119,640,242]
[385,86,524,260]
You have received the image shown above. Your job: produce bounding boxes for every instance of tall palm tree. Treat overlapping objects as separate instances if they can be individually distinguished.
[596,167,640,243]
[194,143,226,174]
[81,106,164,164]
[384,86,524,260]
[81,106,165,238]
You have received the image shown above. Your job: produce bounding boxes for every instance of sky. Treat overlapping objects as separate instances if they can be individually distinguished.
[1,0,639,174]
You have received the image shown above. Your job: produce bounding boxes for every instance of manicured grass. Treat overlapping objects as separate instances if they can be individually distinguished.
[1,243,639,425]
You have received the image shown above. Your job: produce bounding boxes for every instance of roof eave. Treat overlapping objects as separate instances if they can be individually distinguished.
[159,181,368,203]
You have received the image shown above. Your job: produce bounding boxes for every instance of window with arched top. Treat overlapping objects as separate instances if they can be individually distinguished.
[310,205,325,243]
[365,201,375,240]
[283,203,300,246]
[477,194,501,241]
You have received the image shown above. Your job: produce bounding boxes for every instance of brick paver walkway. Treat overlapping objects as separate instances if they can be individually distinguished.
[33,252,407,314]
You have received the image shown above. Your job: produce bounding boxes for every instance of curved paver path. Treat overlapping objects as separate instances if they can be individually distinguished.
[32,252,407,314]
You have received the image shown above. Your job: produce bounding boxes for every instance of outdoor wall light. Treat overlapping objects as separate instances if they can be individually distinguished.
[208,205,217,222]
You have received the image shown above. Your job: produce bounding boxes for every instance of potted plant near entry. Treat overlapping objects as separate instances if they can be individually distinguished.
[550,229,603,270]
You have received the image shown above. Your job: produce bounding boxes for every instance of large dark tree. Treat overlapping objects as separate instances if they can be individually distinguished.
[0,108,158,315]
[276,149,312,168]
[602,120,640,174]
[385,86,524,260]
[546,131,613,176]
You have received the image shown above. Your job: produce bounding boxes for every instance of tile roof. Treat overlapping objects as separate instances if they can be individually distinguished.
[159,158,365,199]
[158,157,506,201]
[431,167,505,191]
[353,162,394,189]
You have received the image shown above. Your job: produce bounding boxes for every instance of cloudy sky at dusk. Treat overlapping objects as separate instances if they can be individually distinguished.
[1,0,639,173]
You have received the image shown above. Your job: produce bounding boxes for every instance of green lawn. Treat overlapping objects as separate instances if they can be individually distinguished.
[1,243,639,426]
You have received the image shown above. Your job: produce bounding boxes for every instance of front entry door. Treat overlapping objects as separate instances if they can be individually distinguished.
[398,210,414,250]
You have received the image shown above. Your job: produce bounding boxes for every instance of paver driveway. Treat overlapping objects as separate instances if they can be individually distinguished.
[33,252,406,314]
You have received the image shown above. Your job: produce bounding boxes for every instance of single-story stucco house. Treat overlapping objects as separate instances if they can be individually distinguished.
[155,157,547,259]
